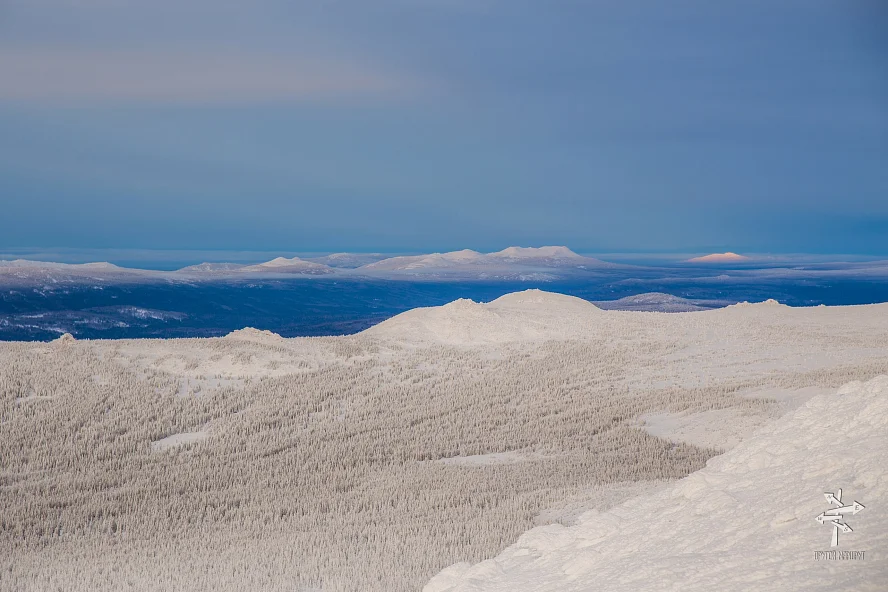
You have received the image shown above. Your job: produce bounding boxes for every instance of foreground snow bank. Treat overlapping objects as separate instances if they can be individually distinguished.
[426,377,888,592]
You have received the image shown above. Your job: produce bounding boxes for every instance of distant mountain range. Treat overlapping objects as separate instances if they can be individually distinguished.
[304,253,389,268]
[358,246,616,280]
[3,248,887,290]
[590,292,720,312]
[4,249,888,341]
[0,246,621,285]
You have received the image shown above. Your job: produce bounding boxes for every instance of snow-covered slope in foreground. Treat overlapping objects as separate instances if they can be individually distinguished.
[427,377,888,592]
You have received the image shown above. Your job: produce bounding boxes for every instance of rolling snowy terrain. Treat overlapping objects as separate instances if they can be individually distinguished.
[0,247,614,285]
[5,247,888,288]
[5,247,888,341]
[1,291,887,591]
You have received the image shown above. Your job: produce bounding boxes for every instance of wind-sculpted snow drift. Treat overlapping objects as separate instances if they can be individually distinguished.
[1,291,887,592]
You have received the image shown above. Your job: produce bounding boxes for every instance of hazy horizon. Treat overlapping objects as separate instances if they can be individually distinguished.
[2,246,887,271]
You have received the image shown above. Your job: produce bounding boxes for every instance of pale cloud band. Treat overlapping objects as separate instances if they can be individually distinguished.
[0,48,425,104]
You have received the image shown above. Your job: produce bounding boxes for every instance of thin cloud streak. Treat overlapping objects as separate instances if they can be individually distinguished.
[0,48,428,103]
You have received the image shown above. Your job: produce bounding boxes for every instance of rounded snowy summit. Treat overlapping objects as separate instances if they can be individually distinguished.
[686,252,750,263]
[364,289,601,345]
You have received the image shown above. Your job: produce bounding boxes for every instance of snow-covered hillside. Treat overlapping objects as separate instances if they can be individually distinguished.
[0,247,612,285]
[175,262,247,273]
[305,252,388,268]
[238,256,334,274]
[4,250,888,290]
[359,249,486,271]
[686,252,751,263]
[488,246,584,261]
[364,290,600,344]
[426,377,888,592]
[0,259,166,286]
[357,247,614,279]
[2,291,887,592]
[592,292,718,312]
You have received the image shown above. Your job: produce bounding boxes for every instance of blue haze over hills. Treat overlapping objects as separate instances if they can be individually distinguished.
[2,1,886,339]
[3,247,888,341]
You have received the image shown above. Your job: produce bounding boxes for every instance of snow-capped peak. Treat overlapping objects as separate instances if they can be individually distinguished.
[258,256,308,268]
[489,246,582,259]
[78,262,121,270]
[438,249,484,262]
[686,252,750,263]
[363,289,601,344]
[234,256,333,275]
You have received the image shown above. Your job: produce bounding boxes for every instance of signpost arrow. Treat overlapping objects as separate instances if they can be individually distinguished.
[827,503,865,515]
[824,490,843,506]
[818,488,865,547]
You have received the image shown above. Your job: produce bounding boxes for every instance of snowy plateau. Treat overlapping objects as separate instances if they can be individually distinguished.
[1,290,887,592]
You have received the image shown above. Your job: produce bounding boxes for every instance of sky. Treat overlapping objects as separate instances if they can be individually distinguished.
[1,0,886,255]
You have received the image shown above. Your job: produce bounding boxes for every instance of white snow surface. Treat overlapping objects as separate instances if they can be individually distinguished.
[426,377,888,592]
[488,246,583,260]
[360,251,484,271]
[357,247,611,277]
[4,290,888,592]
[150,430,209,452]
[7,251,888,289]
[175,262,246,273]
[686,252,750,263]
[239,256,333,274]
[305,252,388,268]
[364,290,601,344]
[255,256,309,268]
[0,259,120,270]
[592,292,712,312]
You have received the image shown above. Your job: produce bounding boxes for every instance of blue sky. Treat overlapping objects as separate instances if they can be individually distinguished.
[1,0,886,254]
